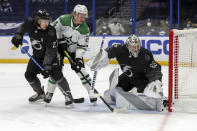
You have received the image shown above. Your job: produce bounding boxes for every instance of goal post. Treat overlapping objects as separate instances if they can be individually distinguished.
[169,28,197,112]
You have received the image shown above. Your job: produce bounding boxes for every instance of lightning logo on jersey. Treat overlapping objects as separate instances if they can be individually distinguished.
[121,64,133,77]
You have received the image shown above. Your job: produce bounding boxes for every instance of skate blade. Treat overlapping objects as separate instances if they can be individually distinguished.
[65,104,74,109]
[28,99,44,104]
[44,103,50,107]
[92,102,97,106]
[93,102,97,106]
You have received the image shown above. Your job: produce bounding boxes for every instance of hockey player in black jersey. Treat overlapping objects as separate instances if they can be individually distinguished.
[89,35,164,111]
[11,9,73,107]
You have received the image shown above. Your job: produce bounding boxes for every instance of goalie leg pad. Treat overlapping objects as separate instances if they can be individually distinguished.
[109,68,119,89]
[115,87,163,111]
[103,89,116,105]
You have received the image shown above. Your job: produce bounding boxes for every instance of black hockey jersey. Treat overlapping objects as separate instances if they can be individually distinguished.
[106,44,162,83]
[16,17,58,66]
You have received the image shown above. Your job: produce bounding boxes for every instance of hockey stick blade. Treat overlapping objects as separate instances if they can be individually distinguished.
[113,106,128,113]
[90,93,101,99]
[73,97,84,103]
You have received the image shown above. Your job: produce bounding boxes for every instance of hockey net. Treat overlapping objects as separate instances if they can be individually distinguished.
[169,29,197,112]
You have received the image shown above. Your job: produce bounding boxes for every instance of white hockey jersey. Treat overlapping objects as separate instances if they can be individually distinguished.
[52,14,90,58]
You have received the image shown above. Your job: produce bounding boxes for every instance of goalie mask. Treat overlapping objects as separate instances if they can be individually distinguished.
[73,4,88,18]
[126,35,141,58]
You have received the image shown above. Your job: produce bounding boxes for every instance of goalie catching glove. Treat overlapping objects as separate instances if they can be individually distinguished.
[88,49,109,71]
[143,80,163,98]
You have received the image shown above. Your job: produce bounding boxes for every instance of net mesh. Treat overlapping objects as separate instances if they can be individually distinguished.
[171,29,197,112]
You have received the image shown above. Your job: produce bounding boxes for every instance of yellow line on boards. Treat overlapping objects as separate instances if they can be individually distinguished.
[0,59,169,66]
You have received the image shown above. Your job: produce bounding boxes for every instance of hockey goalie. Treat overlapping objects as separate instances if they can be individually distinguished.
[89,35,166,111]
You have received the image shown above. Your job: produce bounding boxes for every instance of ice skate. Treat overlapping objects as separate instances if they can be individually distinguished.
[65,91,73,108]
[44,92,53,103]
[28,92,45,102]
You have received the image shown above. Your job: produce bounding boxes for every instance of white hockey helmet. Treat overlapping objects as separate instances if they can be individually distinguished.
[73,4,88,18]
[126,34,141,58]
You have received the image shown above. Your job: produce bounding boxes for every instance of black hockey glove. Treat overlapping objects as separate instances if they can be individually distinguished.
[41,65,52,79]
[11,33,23,48]
[58,39,68,57]
[71,58,84,71]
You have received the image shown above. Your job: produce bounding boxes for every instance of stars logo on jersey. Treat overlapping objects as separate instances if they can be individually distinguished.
[65,36,77,45]
[121,64,133,77]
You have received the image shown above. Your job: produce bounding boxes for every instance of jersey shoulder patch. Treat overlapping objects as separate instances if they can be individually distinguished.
[77,22,89,35]
[59,14,71,27]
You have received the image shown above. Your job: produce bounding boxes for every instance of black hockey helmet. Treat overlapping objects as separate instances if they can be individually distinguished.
[36,9,51,20]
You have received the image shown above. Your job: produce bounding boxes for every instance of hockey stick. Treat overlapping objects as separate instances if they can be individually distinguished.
[19,45,84,103]
[19,46,44,71]
[91,35,105,95]
[64,50,127,112]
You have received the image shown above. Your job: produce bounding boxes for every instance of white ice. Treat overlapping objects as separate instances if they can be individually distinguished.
[0,64,197,131]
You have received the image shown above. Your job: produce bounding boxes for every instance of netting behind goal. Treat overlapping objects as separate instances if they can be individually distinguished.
[169,29,197,112]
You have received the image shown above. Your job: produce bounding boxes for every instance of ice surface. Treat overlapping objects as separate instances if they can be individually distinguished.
[0,64,196,131]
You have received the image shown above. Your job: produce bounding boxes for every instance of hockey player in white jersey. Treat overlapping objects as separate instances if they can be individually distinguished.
[89,35,166,111]
[44,4,97,104]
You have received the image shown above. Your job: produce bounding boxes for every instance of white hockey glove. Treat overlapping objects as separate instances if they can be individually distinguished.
[87,49,109,71]
[143,80,163,98]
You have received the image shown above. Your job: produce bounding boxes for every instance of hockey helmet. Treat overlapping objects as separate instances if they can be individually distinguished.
[73,4,88,18]
[126,35,141,58]
[36,9,51,20]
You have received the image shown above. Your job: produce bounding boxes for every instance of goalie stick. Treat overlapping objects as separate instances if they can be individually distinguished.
[64,50,127,112]
[19,46,84,104]
[91,35,105,96]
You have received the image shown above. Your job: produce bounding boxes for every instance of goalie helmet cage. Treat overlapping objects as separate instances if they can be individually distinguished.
[169,29,197,112]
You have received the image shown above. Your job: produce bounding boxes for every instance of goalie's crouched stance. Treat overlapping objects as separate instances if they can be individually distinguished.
[103,69,164,111]
[90,35,166,111]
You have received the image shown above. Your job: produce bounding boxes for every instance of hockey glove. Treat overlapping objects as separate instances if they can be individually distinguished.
[71,58,84,71]
[11,33,23,48]
[58,39,68,57]
[41,65,52,79]
[143,80,163,98]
